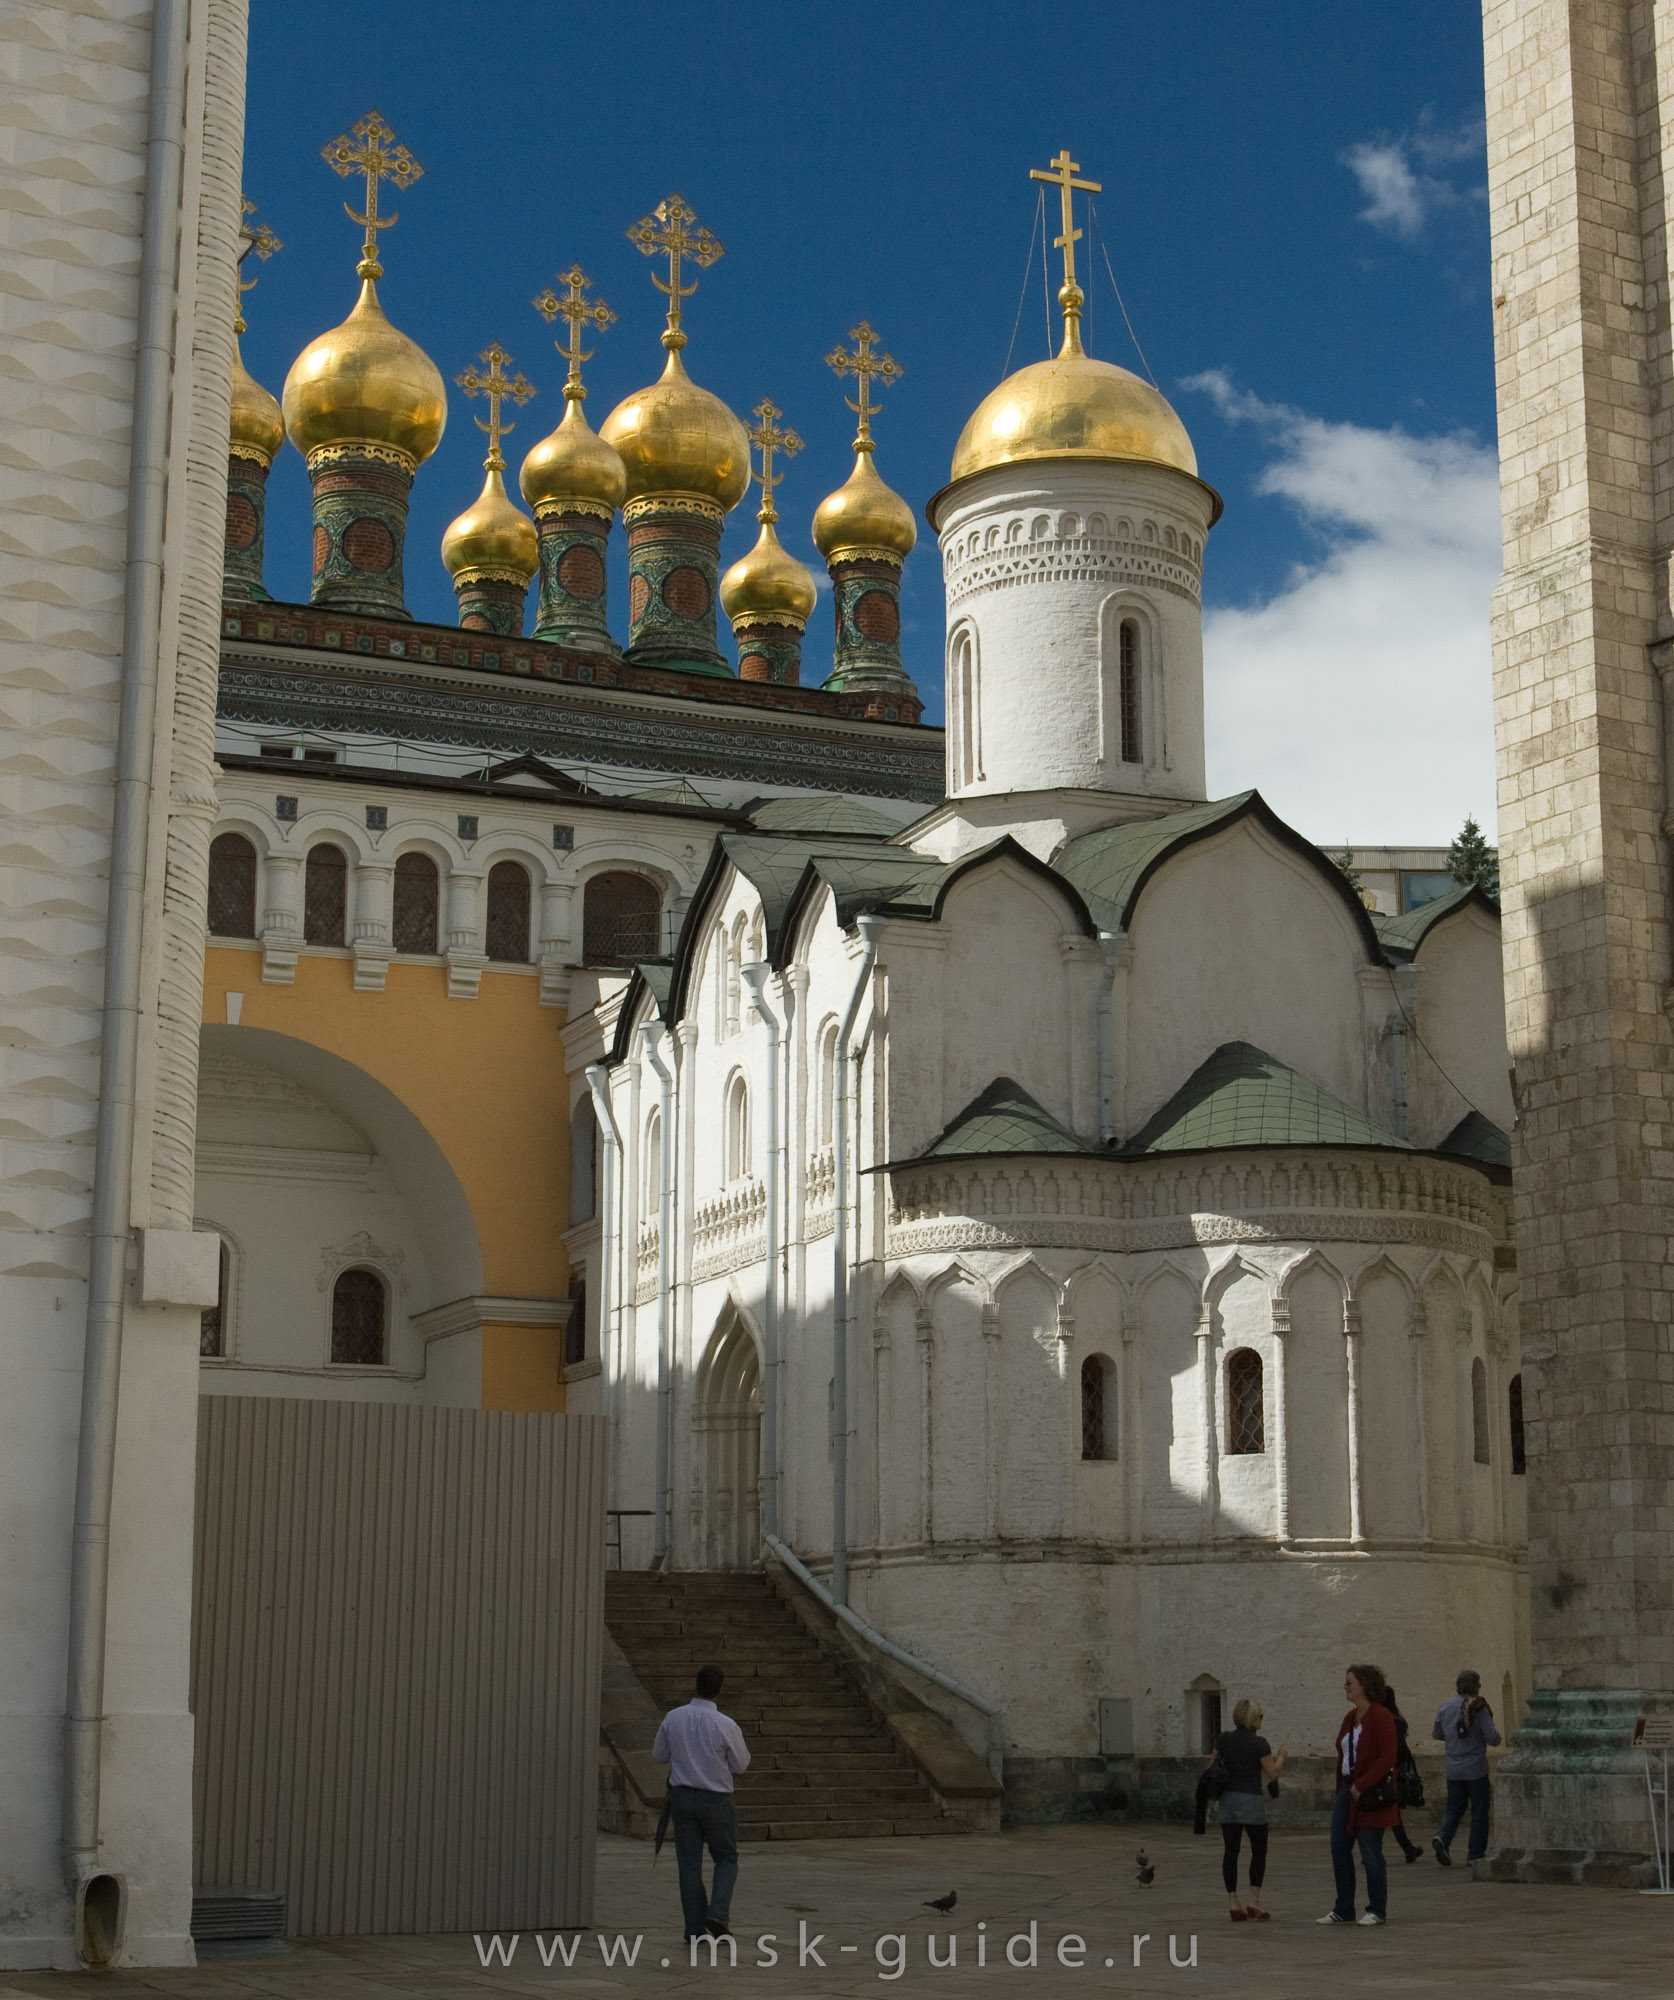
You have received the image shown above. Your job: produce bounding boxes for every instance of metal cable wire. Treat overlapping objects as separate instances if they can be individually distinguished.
[1002,187,1046,382]
[1090,200,1160,389]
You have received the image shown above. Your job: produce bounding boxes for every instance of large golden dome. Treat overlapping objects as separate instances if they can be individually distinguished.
[229,336,284,467]
[600,344,749,510]
[949,349,1197,484]
[812,447,916,561]
[282,276,447,466]
[441,464,538,583]
[721,518,817,629]
[520,397,627,514]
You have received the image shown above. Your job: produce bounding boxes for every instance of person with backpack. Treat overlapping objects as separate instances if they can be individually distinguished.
[1379,1683,1425,1864]
[1431,1668,1501,1866]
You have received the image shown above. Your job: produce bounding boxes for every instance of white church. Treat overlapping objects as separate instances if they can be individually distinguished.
[565,193,1526,1809]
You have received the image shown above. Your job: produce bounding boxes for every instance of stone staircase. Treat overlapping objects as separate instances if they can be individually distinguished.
[605,1570,971,1841]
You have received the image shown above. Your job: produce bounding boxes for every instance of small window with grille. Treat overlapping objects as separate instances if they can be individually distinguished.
[1471,1356,1490,1465]
[207,831,258,938]
[1226,1347,1265,1454]
[581,871,660,967]
[485,859,532,963]
[1118,619,1142,764]
[1509,1371,1525,1475]
[392,852,439,954]
[1081,1353,1117,1461]
[330,1266,387,1365]
[565,1276,587,1368]
[304,842,347,946]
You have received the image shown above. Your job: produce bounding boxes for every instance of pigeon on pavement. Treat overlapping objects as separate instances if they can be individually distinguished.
[923,1891,958,1913]
[1135,1849,1156,1886]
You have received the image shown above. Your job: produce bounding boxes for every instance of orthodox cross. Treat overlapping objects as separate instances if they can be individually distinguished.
[236,195,281,335]
[627,194,723,345]
[824,322,903,451]
[1029,147,1101,346]
[746,398,803,524]
[533,265,616,403]
[322,110,424,278]
[455,343,535,471]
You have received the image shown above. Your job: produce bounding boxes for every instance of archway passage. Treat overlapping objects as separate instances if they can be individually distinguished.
[695,1313,762,1569]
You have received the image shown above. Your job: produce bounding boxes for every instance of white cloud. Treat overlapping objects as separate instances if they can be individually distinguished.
[1342,118,1483,238]
[1183,370,1500,848]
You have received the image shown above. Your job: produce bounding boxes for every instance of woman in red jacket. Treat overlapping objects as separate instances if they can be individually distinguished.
[1317,1663,1398,1926]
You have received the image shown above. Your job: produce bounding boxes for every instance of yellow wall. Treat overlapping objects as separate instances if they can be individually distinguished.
[201,949,569,1410]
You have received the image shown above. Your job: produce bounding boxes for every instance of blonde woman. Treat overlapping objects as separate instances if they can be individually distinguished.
[1213,1698,1288,1920]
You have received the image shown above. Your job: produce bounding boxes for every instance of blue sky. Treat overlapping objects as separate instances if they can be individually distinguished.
[241,0,1497,845]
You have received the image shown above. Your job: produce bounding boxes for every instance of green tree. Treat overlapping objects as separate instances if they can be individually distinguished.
[1331,846,1363,892]
[1447,815,1500,900]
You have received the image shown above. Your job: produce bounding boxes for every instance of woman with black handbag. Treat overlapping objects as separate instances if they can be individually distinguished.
[1318,1663,1399,1926]
[1207,1699,1288,1922]
[1378,1683,1425,1863]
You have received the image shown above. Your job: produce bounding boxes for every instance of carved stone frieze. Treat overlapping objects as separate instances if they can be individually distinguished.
[944,528,1202,611]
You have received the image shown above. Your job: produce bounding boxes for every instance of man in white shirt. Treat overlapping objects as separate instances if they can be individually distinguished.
[652,1665,751,1942]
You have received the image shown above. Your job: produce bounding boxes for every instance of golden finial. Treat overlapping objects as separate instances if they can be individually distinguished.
[1028,146,1101,357]
[321,109,424,280]
[745,398,803,527]
[455,343,535,473]
[626,194,723,351]
[824,322,903,454]
[236,195,282,336]
[533,265,617,405]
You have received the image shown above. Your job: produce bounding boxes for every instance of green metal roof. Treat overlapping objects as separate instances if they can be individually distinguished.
[904,1076,1089,1163]
[1438,1110,1511,1172]
[745,794,901,836]
[1373,880,1497,958]
[1122,1041,1411,1156]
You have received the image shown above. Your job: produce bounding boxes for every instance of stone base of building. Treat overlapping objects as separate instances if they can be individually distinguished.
[1477,1688,1670,1888]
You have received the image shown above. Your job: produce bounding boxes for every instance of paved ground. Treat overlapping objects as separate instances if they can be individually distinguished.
[7,1823,1671,1998]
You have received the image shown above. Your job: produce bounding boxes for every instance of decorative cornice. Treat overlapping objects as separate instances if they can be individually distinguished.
[944,524,1202,610]
[534,495,616,524]
[623,492,725,525]
[305,439,418,475]
[411,1293,572,1342]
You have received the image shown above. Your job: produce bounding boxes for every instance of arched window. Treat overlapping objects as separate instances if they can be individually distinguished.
[643,1108,662,1212]
[816,1018,840,1148]
[725,1074,751,1182]
[1118,618,1142,764]
[1471,1356,1490,1465]
[1509,1371,1526,1475]
[330,1266,387,1365]
[303,842,347,946]
[569,1099,598,1225]
[948,629,979,789]
[1080,1353,1117,1461]
[582,870,660,967]
[1226,1347,1264,1454]
[200,1238,230,1358]
[207,831,257,938]
[392,851,439,954]
[485,858,531,963]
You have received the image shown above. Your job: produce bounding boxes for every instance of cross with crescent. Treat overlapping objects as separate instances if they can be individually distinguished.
[746,398,803,524]
[533,265,617,403]
[627,194,723,346]
[455,343,535,472]
[1029,147,1101,348]
[824,322,903,452]
[322,110,424,279]
[236,195,281,335]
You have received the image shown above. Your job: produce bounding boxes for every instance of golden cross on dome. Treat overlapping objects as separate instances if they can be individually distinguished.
[455,343,535,471]
[824,322,903,452]
[1029,147,1101,352]
[322,109,424,279]
[533,265,617,403]
[627,194,723,348]
[746,399,803,524]
[235,195,281,335]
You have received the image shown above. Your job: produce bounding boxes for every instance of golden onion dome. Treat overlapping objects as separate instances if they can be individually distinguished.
[282,276,447,466]
[720,517,817,629]
[949,349,1197,484]
[599,344,750,510]
[440,463,538,584]
[812,447,917,561]
[229,335,285,467]
[519,396,627,514]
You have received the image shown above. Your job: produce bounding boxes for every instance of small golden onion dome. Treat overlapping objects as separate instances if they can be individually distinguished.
[812,447,917,561]
[599,345,750,510]
[720,517,817,629]
[520,396,627,514]
[282,276,447,466]
[949,350,1197,484]
[229,335,284,467]
[440,463,538,583]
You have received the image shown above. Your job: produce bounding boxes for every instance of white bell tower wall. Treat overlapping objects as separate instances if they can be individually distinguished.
[935,461,1215,810]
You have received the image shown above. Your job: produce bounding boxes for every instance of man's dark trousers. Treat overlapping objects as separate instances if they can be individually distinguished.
[671,1784,738,1939]
[1437,1775,1492,1861]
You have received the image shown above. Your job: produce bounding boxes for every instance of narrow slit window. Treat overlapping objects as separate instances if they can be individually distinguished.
[1118,619,1142,764]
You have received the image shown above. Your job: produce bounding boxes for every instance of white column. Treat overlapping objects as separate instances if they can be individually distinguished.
[259,851,302,985]
[1196,1316,1219,1538]
[1408,1306,1431,1541]
[351,860,393,992]
[1120,1318,1138,1545]
[1343,1297,1365,1543]
[539,880,573,1008]
[1270,1296,1292,1543]
[916,1304,935,1548]
[981,1298,1001,1541]
[445,870,485,1000]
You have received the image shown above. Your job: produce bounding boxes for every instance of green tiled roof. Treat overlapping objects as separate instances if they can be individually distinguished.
[746,794,902,836]
[1438,1110,1511,1171]
[635,960,676,1017]
[714,833,946,960]
[1122,1042,1411,1156]
[1373,880,1496,958]
[916,1077,1088,1160]
[1055,793,1257,931]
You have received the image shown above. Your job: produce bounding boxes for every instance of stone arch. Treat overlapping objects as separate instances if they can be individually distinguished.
[1098,589,1163,772]
[872,1268,927,1548]
[470,827,566,884]
[1274,1246,1348,1305]
[288,808,377,866]
[1283,1247,1352,1539]
[1135,1260,1201,1541]
[1064,1259,1125,1342]
[381,821,470,871]
[1353,1252,1422,1539]
[693,1304,763,1569]
[209,805,282,858]
[993,1257,1062,1540]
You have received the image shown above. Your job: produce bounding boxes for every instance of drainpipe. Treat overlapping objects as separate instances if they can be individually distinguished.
[741,963,784,1543]
[1096,930,1120,1145]
[64,0,188,1963]
[585,1065,624,1497]
[641,1024,676,1567]
[831,916,880,1607]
